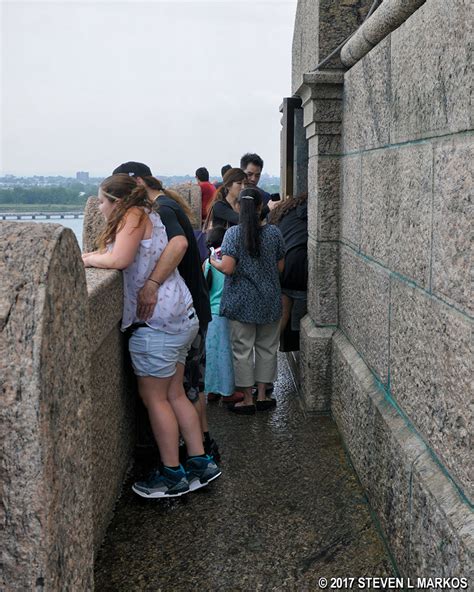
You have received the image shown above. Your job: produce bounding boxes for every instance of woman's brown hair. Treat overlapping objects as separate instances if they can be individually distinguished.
[204,167,247,228]
[268,192,308,225]
[97,174,152,249]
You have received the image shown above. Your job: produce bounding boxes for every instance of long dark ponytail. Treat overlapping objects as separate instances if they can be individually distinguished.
[238,187,262,258]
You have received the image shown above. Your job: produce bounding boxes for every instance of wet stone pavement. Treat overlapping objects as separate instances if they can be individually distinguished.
[95,355,395,591]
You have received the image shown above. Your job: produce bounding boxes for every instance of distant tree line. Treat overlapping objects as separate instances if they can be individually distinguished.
[0,183,99,205]
[0,179,280,206]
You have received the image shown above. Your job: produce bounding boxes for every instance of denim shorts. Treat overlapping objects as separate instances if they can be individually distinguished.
[128,315,199,379]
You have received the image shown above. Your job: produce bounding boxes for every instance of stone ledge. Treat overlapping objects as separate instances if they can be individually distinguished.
[340,0,426,67]
[86,268,123,352]
[332,330,473,577]
[0,222,93,590]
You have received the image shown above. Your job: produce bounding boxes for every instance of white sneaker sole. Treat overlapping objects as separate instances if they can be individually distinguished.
[131,485,190,499]
[188,470,222,492]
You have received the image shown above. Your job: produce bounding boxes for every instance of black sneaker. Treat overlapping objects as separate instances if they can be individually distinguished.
[204,437,221,463]
[132,466,190,499]
[186,455,221,492]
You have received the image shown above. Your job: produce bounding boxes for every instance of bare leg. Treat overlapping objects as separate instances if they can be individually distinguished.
[256,382,269,402]
[167,363,205,457]
[195,392,209,433]
[280,294,293,335]
[137,375,179,466]
[234,386,253,407]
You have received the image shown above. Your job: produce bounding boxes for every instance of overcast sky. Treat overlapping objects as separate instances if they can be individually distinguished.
[1,0,297,178]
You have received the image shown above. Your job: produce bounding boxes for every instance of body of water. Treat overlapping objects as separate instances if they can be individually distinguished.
[10,217,84,249]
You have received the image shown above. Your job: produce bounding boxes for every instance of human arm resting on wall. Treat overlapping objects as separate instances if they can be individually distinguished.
[82,208,145,269]
[136,204,188,320]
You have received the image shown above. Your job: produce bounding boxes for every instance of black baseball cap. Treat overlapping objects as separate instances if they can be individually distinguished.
[113,161,152,177]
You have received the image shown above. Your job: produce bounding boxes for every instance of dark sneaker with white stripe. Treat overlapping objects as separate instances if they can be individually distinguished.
[132,466,190,499]
[186,455,221,491]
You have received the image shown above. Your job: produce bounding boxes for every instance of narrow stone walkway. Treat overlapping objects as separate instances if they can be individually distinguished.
[95,355,394,591]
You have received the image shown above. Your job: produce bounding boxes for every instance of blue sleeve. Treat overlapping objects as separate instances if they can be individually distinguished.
[221,226,239,259]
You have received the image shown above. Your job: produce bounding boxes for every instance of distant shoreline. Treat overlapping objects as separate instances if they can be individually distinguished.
[0,204,85,213]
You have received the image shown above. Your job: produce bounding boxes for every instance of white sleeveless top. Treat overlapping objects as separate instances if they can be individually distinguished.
[120,211,194,333]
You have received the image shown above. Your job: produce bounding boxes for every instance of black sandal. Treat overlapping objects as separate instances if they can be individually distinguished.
[256,399,277,411]
[230,404,256,415]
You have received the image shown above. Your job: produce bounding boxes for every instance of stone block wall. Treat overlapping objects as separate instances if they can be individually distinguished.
[291,0,473,579]
[334,0,473,578]
[1,213,135,589]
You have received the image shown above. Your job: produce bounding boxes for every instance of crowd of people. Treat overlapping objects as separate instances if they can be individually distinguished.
[82,153,308,500]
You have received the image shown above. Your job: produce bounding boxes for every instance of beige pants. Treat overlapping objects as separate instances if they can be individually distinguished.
[229,320,280,388]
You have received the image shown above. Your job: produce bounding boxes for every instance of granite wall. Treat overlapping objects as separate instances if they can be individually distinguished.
[1,213,135,589]
[1,222,93,590]
[291,0,473,579]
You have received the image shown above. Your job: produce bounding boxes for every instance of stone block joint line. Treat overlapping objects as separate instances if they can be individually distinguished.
[337,326,472,508]
[339,239,473,321]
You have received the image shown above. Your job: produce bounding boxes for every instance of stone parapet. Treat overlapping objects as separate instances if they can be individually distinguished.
[170,183,201,229]
[332,330,473,579]
[1,222,93,590]
[83,195,105,252]
[82,198,136,553]
[1,219,136,588]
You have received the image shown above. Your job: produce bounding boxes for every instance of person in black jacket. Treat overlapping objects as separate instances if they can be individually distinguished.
[205,168,246,229]
[269,193,308,335]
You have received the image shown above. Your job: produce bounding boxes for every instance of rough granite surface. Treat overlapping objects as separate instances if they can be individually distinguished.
[308,156,340,242]
[390,0,472,143]
[340,0,427,67]
[170,183,201,228]
[340,154,361,248]
[307,239,338,326]
[90,327,135,553]
[332,331,473,579]
[431,135,473,315]
[342,37,391,153]
[390,278,473,500]
[361,143,433,288]
[0,222,93,590]
[339,246,390,384]
[83,196,105,253]
[299,318,335,411]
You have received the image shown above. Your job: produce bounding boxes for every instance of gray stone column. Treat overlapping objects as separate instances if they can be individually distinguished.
[293,105,308,197]
[297,70,344,411]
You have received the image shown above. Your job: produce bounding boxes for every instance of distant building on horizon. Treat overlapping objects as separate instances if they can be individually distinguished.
[76,171,89,182]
